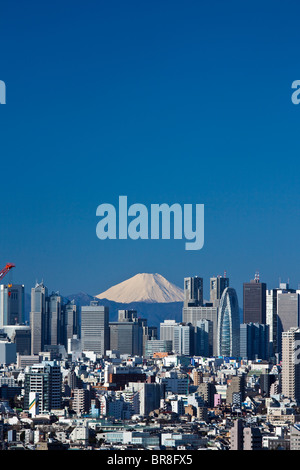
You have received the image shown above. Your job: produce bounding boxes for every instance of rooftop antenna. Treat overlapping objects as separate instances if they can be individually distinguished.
[224,270,227,278]
[255,271,260,282]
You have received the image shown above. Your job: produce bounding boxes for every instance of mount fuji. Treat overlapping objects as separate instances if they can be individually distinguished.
[65,273,184,328]
[95,273,184,304]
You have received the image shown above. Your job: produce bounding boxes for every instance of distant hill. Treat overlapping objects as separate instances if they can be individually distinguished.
[65,292,183,328]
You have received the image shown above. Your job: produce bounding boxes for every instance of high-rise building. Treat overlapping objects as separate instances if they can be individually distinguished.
[240,323,270,360]
[243,427,262,450]
[47,292,62,347]
[173,323,195,356]
[184,277,203,307]
[277,291,300,353]
[230,419,244,450]
[24,361,62,412]
[30,282,48,355]
[160,320,179,349]
[109,321,142,356]
[0,284,25,327]
[210,274,229,308]
[64,300,78,348]
[195,319,213,357]
[243,274,266,324]
[266,282,295,356]
[182,305,218,355]
[80,301,109,355]
[118,310,137,322]
[217,287,240,357]
[281,327,300,402]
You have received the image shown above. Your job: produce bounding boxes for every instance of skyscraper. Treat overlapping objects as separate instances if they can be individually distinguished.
[243,273,266,324]
[195,319,213,357]
[80,301,109,355]
[24,360,62,412]
[173,323,195,356]
[217,287,240,357]
[0,284,25,327]
[266,282,297,355]
[64,300,78,347]
[281,327,300,402]
[48,292,62,347]
[277,291,300,353]
[109,321,141,356]
[184,277,203,307]
[160,319,179,349]
[210,274,229,308]
[182,305,218,355]
[30,282,48,355]
[240,322,270,360]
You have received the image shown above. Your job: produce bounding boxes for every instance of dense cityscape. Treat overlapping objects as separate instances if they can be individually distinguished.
[0,265,299,452]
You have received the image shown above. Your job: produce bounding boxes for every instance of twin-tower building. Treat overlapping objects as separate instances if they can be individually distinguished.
[180,274,240,357]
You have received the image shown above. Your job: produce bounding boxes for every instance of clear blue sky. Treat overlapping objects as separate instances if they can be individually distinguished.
[1,0,300,303]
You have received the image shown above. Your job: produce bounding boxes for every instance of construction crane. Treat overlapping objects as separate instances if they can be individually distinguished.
[0,263,15,283]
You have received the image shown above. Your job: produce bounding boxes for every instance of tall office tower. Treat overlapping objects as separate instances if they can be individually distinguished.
[266,288,278,356]
[281,327,300,402]
[243,273,267,324]
[240,323,270,360]
[47,292,62,347]
[173,323,195,356]
[24,361,62,412]
[195,319,213,357]
[217,287,240,357]
[80,301,109,355]
[109,321,142,356]
[182,305,218,355]
[0,284,25,327]
[30,282,48,355]
[210,274,229,308]
[160,320,179,349]
[64,300,78,348]
[266,283,295,356]
[142,324,157,356]
[118,309,137,322]
[184,276,203,307]
[277,291,300,353]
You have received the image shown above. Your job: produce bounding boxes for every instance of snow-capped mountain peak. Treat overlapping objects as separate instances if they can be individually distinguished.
[95,273,184,303]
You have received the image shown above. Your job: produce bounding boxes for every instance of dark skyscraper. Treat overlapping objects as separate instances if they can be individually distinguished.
[210,274,229,308]
[243,273,266,324]
[184,277,203,307]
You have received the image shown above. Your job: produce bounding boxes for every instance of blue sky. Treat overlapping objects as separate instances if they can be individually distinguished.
[0,0,300,302]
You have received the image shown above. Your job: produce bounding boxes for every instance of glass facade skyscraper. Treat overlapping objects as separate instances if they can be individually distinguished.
[217,287,240,357]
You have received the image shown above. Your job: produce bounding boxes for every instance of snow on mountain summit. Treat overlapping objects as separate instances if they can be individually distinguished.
[95,273,184,304]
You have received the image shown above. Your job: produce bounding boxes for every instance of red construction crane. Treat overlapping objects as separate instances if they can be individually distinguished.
[0,263,15,282]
